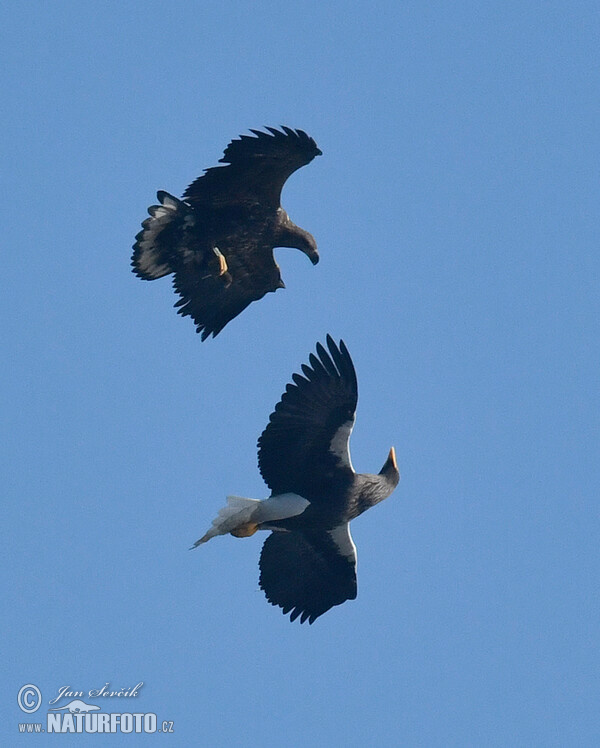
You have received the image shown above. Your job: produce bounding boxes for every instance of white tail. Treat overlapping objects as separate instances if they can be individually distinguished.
[191,493,310,549]
[191,496,260,547]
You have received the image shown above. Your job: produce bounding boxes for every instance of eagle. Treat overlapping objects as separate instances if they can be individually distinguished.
[132,126,322,340]
[193,336,400,624]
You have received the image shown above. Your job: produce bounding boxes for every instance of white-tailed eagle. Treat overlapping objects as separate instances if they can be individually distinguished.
[132,126,321,340]
[193,336,400,624]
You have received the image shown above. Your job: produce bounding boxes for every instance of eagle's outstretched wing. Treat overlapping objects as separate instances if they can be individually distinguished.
[172,247,280,340]
[259,524,357,624]
[257,336,358,502]
[183,127,322,210]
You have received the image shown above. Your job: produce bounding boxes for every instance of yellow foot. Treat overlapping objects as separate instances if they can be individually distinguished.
[230,522,259,538]
[213,246,229,276]
[212,246,232,286]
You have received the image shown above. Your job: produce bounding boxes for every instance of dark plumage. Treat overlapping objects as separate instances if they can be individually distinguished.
[193,336,400,624]
[132,126,321,340]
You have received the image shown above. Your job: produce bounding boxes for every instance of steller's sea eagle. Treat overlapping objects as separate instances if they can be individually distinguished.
[193,336,400,624]
[132,126,321,340]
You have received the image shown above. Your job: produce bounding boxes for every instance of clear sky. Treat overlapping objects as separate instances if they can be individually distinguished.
[3,2,598,745]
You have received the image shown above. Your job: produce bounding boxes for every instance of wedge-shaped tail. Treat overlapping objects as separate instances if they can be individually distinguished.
[191,496,261,546]
[192,493,310,547]
[132,191,197,280]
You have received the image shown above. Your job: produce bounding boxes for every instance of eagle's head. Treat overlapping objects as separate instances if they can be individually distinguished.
[299,231,320,265]
[277,209,320,264]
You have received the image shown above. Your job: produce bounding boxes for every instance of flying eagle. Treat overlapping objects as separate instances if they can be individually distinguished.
[193,336,400,624]
[132,126,322,340]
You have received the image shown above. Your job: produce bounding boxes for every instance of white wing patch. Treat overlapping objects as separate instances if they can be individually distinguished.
[328,523,357,565]
[329,418,355,470]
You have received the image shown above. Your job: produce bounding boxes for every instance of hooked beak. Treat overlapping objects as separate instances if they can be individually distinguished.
[379,446,400,484]
[305,248,320,265]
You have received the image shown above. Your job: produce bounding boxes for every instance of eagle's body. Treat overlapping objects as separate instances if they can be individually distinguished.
[132,127,321,339]
[193,336,400,624]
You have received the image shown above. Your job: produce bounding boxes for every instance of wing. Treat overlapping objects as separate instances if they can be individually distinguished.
[259,524,357,624]
[257,336,358,500]
[172,244,281,340]
[183,127,321,211]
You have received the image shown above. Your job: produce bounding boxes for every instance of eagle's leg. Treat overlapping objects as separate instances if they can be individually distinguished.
[213,246,228,276]
[230,522,259,538]
[213,246,232,286]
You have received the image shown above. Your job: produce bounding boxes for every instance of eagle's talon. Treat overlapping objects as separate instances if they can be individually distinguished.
[230,522,259,538]
[213,246,229,277]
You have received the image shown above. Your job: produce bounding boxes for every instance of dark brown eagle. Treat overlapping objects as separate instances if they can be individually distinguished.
[132,126,322,340]
[193,336,400,624]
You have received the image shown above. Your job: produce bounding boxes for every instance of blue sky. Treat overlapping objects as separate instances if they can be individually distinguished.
[2,2,598,745]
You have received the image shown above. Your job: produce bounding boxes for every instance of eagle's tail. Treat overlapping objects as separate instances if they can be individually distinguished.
[132,191,194,281]
[191,496,262,547]
[190,493,310,549]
